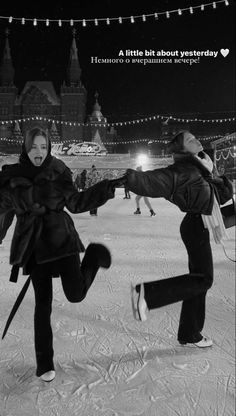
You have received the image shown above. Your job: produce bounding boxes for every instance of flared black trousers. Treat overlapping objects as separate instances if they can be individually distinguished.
[31,252,98,377]
[138,214,213,343]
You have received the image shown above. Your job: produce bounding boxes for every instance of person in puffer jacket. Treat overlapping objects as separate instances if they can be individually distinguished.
[0,127,125,382]
[128,130,233,349]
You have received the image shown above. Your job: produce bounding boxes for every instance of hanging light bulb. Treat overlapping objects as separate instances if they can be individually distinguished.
[130,16,134,23]
[225,0,229,5]
[213,2,216,8]
[154,13,158,20]
[46,19,49,26]
[189,7,193,14]
[70,19,74,26]
[33,18,37,26]
[201,4,205,11]
[142,15,146,22]
[118,17,122,24]
[178,9,182,15]
[58,19,62,27]
[8,16,13,23]
[166,11,170,18]
[82,19,86,27]
[106,18,110,25]
[21,17,25,25]
[95,18,98,26]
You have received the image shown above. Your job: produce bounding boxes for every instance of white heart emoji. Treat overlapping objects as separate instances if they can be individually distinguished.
[220,48,229,57]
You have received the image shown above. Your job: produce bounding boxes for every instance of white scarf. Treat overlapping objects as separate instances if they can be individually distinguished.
[195,153,228,244]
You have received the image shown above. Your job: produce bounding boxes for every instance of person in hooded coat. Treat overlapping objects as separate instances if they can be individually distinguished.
[0,127,124,382]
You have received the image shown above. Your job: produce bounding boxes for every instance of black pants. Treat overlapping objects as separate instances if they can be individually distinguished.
[124,187,131,198]
[31,253,99,376]
[138,214,213,343]
[90,208,98,215]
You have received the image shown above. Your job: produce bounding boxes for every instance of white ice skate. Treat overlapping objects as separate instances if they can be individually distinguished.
[180,337,213,348]
[40,370,56,382]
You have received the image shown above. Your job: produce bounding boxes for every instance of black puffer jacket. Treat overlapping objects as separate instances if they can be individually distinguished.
[0,157,115,269]
[126,154,225,215]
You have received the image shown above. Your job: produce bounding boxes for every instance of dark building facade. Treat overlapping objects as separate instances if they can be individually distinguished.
[0,30,117,154]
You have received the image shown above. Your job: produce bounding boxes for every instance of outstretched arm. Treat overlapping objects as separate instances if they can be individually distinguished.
[0,210,15,244]
[0,186,14,243]
[62,168,117,213]
[109,175,127,188]
[126,168,173,199]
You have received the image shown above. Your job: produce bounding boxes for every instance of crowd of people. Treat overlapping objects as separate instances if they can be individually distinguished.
[0,127,233,382]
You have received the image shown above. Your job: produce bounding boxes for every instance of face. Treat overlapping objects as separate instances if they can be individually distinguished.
[183,132,203,155]
[27,135,48,166]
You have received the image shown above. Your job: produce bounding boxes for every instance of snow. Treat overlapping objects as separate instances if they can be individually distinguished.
[0,188,235,416]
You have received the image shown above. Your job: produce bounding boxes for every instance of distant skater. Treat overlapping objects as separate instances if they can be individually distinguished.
[123,183,131,199]
[133,166,156,216]
[80,169,87,191]
[86,165,102,216]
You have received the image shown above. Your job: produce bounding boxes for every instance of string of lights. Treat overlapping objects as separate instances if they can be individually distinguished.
[215,148,235,160]
[104,135,234,145]
[0,1,230,27]
[0,114,235,129]
[0,135,234,145]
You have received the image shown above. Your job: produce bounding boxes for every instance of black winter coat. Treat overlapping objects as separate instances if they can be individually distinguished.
[126,155,228,215]
[0,157,115,270]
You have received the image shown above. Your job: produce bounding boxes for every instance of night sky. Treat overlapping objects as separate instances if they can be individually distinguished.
[0,0,235,139]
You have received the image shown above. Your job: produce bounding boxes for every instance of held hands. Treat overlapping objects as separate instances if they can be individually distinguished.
[110,174,127,188]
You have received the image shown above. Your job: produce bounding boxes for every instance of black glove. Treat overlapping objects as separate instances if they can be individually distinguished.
[110,175,127,188]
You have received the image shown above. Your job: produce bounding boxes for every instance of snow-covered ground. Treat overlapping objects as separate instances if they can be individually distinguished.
[0,188,235,416]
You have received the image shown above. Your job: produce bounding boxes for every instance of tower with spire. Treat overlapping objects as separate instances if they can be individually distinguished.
[86,92,108,146]
[60,29,87,141]
[0,29,18,139]
[0,29,117,154]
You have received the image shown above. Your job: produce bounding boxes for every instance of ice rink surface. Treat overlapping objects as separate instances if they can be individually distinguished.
[0,188,235,416]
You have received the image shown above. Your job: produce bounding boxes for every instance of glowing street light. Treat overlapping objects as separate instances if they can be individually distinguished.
[136,153,149,166]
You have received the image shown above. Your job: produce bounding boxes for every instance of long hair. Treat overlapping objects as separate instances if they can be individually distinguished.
[24,127,50,153]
